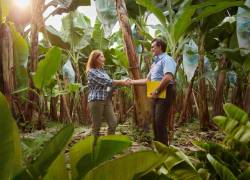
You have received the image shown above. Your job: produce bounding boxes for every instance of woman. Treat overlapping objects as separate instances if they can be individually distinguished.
[86,50,129,136]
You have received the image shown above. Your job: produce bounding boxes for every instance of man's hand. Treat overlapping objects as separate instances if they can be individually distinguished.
[123,78,132,86]
[150,91,159,98]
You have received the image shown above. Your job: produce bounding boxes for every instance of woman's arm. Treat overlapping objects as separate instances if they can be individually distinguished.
[112,79,128,86]
[112,78,148,86]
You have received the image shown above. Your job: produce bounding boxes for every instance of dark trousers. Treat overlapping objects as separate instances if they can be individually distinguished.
[151,84,176,145]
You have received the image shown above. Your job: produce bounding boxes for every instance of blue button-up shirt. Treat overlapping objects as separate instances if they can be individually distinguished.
[87,68,112,102]
[147,53,176,83]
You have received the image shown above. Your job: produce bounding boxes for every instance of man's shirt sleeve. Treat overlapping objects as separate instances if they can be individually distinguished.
[162,57,176,76]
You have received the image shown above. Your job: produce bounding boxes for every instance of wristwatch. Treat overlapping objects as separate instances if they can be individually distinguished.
[154,89,159,95]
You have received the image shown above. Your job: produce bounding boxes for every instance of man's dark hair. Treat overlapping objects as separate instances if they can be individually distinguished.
[152,38,166,52]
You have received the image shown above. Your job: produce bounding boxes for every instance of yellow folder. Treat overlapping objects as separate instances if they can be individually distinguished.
[146,81,166,99]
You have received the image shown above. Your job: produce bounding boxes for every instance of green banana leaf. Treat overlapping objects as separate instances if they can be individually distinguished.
[43,153,69,180]
[46,11,92,51]
[46,26,70,50]
[91,19,109,50]
[33,47,62,89]
[169,164,203,180]
[83,151,166,180]
[0,92,22,179]
[224,103,249,124]
[154,142,202,179]
[213,116,239,134]
[213,116,250,143]
[140,171,171,180]
[192,1,243,22]
[192,141,241,175]
[15,124,74,179]
[136,0,167,26]
[56,0,91,14]
[70,135,132,179]
[207,154,237,180]
[9,23,29,89]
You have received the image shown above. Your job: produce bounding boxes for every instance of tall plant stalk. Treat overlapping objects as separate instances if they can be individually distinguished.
[24,0,44,128]
[116,0,150,129]
[197,28,210,130]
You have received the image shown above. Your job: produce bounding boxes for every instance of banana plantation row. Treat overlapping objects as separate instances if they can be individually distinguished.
[0,0,250,179]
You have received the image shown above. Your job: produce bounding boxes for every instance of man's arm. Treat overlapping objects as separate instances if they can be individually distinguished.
[130,78,148,85]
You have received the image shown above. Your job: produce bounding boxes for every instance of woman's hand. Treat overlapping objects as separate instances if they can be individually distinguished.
[123,78,132,86]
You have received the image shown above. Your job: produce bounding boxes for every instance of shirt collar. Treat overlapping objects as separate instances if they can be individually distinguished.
[153,52,166,63]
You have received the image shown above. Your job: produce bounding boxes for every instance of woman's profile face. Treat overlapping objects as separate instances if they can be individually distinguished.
[96,52,105,68]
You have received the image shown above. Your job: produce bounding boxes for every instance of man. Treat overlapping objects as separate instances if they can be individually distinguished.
[130,38,176,145]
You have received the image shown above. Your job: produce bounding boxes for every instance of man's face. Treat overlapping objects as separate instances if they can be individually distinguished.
[151,41,162,56]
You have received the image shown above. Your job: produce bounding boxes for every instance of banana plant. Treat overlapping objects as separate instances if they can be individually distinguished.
[136,0,244,58]
[192,103,250,179]
[0,92,176,180]
[0,0,29,118]
[213,103,250,143]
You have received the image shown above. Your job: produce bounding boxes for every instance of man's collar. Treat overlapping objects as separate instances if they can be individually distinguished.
[153,52,166,63]
[157,52,166,59]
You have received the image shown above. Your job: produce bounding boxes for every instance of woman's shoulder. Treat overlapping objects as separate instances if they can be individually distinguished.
[88,68,98,74]
[88,68,105,76]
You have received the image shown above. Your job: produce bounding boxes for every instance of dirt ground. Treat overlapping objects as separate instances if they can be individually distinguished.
[21,119,225,163]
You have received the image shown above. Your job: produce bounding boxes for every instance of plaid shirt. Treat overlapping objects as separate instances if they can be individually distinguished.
[87,68,113,102]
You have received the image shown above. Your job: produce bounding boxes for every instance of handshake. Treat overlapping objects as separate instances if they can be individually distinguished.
[114,78,145,86]
[121,78,134,86]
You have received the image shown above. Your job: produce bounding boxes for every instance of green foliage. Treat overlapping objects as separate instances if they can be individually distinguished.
[205,16,236,51]
[9,23,29,89]
[193,141,241,175]
[207,154,237,180]
[125,0,146,19]
[191,104,250,179]
[61,11,91,49]
[2,89,250,180]
[0,92,22,179]
[33,47,62,90]
[111,48,129,68]
[15,124,74,179]
[46,26,70,50]
[153,142,202,180]
[56,0,91,13]
[43,153,69,180]
[137,0,243,57]
[21,132,54,164]
[224,103,249,124]
[213,103,250,143]
[70,135,132,179]
[0,0,10,22]
[83,151,165,180]
[46,11,92,51]
[91,19,109,50]
[136,0,167,26]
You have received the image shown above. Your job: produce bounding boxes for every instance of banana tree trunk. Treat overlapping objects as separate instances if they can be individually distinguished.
[116,0,150,129]
[59,77,71,122]
[50,96,58,121]
[74,62,87,123]
[179,68,198,124]
[243,74,250,114]
[231,77,243,108]
[0,23,17,115]
[213,55,227,116]
[24,0,41,124]
[198,31,210,130]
